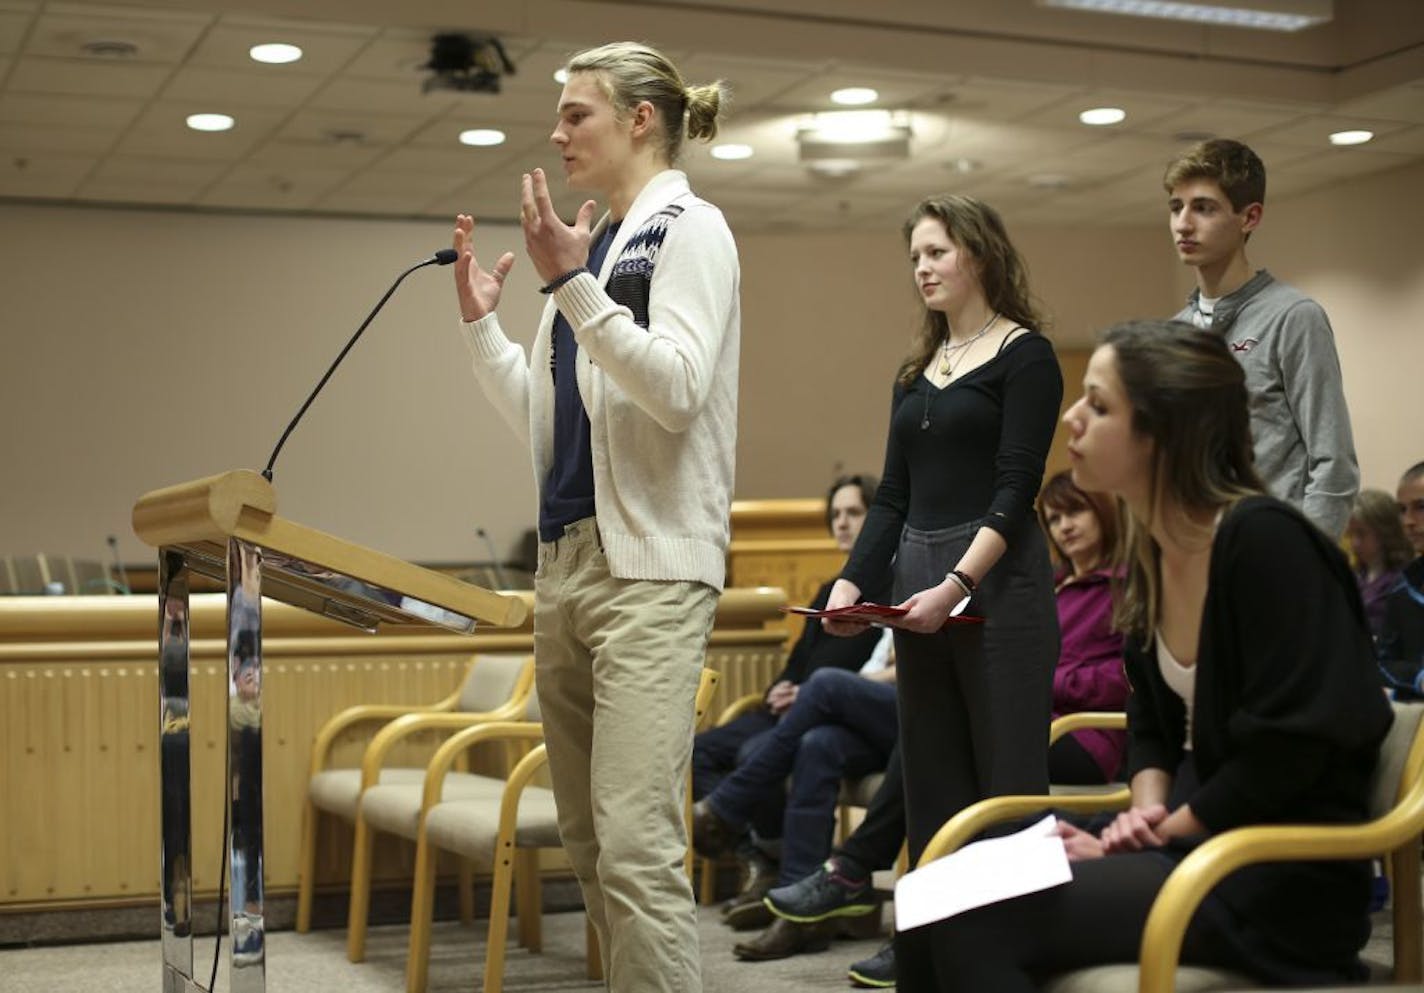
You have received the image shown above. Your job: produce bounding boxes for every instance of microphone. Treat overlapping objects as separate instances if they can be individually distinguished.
[475,527,508,589]
[261,249,458,482]
[106,535,131,593]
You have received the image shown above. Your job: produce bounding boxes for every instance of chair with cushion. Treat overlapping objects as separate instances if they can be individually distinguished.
[294,652,535,941]
[403,667,722,993]
[919,701,1424,993]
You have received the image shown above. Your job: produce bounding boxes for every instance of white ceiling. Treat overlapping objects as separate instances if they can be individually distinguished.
[0,0,1421,231]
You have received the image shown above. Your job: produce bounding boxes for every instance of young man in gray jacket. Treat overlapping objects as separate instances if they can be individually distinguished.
[1163,138,1358,537]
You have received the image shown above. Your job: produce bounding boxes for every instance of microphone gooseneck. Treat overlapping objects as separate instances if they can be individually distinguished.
[261,249,458,483]
[475,527,509,589]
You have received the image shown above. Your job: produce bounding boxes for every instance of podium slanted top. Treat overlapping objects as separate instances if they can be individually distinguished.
[132,469,526,633]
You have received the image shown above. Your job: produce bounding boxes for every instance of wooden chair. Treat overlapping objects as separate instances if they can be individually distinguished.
[403,667,722,993]
[293,652,535,942]
[919,702,1424,993]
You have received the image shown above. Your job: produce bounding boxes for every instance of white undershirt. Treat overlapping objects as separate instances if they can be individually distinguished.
[1190,294,1219,330]
[1156,634,1196,751]
[858,627,895,676]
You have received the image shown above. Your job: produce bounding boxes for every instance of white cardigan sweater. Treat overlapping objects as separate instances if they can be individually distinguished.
[459,170,741,590]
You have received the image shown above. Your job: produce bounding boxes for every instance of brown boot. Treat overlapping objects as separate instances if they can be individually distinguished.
[721,851,778,930]
[732,917,834,961]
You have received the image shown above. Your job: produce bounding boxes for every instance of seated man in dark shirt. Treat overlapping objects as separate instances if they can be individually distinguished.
[691,474,888,924]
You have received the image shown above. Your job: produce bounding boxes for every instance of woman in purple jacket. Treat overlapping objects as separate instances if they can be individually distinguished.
[1037,470,1128,784]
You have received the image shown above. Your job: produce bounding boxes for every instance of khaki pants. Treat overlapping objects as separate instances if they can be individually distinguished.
[534,517,717,992]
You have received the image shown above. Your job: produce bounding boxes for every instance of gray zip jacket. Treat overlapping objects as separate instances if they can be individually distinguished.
[1174,269,1359,538]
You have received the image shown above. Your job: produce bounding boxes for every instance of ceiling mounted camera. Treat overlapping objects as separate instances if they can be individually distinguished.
[422,33,516,95]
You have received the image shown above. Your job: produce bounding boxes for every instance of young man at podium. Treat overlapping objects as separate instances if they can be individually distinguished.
[446,42,740,993]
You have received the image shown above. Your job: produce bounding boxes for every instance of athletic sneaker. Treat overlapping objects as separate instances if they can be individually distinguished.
[848,941,895,988]
[765,858,876,922]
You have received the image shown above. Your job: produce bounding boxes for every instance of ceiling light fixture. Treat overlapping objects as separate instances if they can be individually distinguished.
[1036,0,1332,32]
[796,110,912,164]
[831,87,879,106]
[554,68,569,84]
[711,144,754,160]
[459,128,506,146]
[186,113,235,132]
[1079,106,1126,126]
[250,43,303,64]
[1328,129,1373,146]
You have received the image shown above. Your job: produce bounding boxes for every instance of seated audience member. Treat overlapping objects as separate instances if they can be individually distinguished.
[692,474,888,921]
[898,320,1391,992]
[1379,463,1424,694]
[762,470,1129,987]
[693,653,897,960]
[1345,488,1414,640]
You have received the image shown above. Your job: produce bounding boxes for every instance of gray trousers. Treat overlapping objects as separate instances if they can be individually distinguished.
[892,520,1060,865]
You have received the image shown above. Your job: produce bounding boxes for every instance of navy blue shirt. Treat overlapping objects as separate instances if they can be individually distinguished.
[538,223,621,542]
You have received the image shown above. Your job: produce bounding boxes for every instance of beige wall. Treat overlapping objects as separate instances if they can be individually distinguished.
[1,161,1419,564]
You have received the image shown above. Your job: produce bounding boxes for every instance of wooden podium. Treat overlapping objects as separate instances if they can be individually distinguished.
[133,470,526,993]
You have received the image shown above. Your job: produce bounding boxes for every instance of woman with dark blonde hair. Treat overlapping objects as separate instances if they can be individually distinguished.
[1346,488,1415,637]
[824,193,1063,981]
[904,319,1391,991]
[448,40,738,993]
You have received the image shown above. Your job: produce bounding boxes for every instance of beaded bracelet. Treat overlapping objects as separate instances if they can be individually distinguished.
[539,267,589,294]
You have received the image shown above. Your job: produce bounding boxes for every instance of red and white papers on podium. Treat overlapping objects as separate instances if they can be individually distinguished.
[893,814,1073,931]
[782,602,984,627]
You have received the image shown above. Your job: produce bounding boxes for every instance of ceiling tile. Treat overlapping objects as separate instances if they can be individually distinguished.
[159,65,325,108]
[186,18,375,73]
[945,77,1084,123]
[115,102,285,159]
[198,162,349,209]
[23,6,208,63]
[674,53,821,112]
[1245,113,1416,149]
[0,146,94,196]
[1331,84,1424,127]
[0,119,120,151]
[307,76,460,116]
[763,65,950,112]
[8,54,172,98]
[0,9,34,54]
[0,89,143,126]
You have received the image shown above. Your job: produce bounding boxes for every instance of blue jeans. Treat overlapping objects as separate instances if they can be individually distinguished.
[692,709,783,839]
[707,668,898,884]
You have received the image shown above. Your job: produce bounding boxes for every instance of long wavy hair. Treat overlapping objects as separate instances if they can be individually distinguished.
[1102,320,1265,642]
[896,195,1045,387]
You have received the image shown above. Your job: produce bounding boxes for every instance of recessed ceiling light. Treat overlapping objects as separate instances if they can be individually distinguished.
[459,128,506,147]
[831,87,879,106]
[553,68,569,84]
[1328,129,1373,146]
[1027,172,1072,189]
[945,158,981,173]
[711,143,754,160]
[807,160,861,179]
[1079,106,1126,126]
[186,113,234,132]
[250,43,303,64]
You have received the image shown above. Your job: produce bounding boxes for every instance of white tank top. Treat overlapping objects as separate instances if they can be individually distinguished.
[1156,634,1196,751]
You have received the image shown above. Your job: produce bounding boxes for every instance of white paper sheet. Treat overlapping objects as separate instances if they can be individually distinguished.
[894,814,1073,931]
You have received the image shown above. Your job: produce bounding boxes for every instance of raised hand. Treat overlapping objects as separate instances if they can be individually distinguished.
[520,168,596,283]
[453,214,515,322]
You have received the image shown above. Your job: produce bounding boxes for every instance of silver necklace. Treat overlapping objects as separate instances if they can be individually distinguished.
[921,311,999,431]
[937,311,998,377]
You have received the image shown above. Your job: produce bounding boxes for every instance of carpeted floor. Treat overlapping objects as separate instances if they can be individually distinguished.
[0,903,889,993]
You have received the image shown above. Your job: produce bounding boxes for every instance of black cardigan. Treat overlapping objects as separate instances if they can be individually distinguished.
[1124,496,1392,981]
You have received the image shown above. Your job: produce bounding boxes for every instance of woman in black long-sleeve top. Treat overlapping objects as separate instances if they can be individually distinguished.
[824,195,1063,986]
[902,320,1392,991]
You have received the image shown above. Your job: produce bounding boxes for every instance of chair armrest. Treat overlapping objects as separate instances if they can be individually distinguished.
[357,704,530,788]
[1139,804,1424,993]
[1049,711,1127,744]
[422,721,549,813]
[919,788,1132,867]
[308,696,461,778]
[714,691,765,727]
